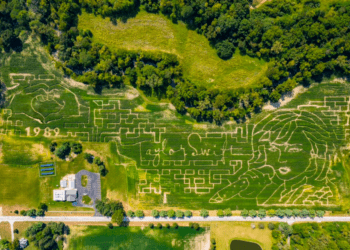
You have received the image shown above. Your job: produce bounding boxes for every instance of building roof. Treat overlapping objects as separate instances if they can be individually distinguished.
[19,238,28,248]
[53,190,65,201]
[60,180,67,188]
[66,195,76,202]
[66,189,77,196]
[69,180,75,189]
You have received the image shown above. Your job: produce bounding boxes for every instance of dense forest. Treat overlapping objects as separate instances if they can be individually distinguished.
[1,0,350,123]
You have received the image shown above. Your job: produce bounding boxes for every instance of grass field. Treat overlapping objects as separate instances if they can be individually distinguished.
[0,222,11,241]
[68,225,208,250]
[209,222,273,250]
[78,11,267,90]
[1,40,350,211]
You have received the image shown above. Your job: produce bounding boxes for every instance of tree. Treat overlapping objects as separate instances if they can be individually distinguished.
[107,223,113,229]
[276,209,285,218]
[300,209,309,218]
[112,210,124,226]
[176,210,184,218]
[148,223,154,229]
[309,209,316,218]
[292,209,300,217]
[84,153,94,163]
[316,210,325,218]
[37,209,45,217]
[38,203,48,212]
[49,142,57,152]
[267,209,276,217]
[168,210,175,218]
[152,210,159,218]
[193,223,200,230]
[224,208,232,217]
[135,210,144,218]
[55,142,71,159]
[27,209,36,217]
[217,209,224,217]
[258,209,266,218]
[20,210,26,216]
[200,209,209,218]
[215,40,235,59]
[157,223,162,229]
[185,210,192,217]
[14,210,18,214]
[285,209,293,218]
[241,209,249,218]
[71,142,83,154]
[13,229,19,234]
[165,223,170,229]
[249,210,257,218]
[278,222,293,237]
[258,223,265,229]
[127,211,135,217]
[160,211,168,217]
[172,223,178,229]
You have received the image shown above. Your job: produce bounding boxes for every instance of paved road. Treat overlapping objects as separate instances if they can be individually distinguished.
[3,215,350,241]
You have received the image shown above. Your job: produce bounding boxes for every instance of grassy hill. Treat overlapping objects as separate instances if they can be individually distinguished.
[78,11,267,90]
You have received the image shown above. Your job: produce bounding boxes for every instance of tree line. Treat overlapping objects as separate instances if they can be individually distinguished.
[1,0,350,123]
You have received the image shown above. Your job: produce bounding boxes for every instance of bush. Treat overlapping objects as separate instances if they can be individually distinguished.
[309,209,316,218]
[176,210,184,218]
[185,210,192,217]
[111,210,124,226]
[316,210,325,218]
[200,209,209,218]
[292,209,300,217]
[168,210,175,218]
[268,223,275,230]
[258,209,266,218]
[14,210,18,214]
[20,210,26,216]
[135,210,144,218]
[148,223,154,229]
[37,209,45,217]
[160,211,168,217]
[217,209,224,217]
[258,223,265,229]
[27,209,36,217]
[157,223,162,229]
[172,223,178,229]
[211,238,216,245]
[38,203,48,212]
[13,229,19,234]
[249,210,257,218]
[151,210,159,218]
[276,208,285,218]
[127,210,135,217]
[49,142,57,152]
[272,230,281,239]
[267,209,276,217]
[107,223,113,229]
[193,223,200,230]
[165,223,170,229]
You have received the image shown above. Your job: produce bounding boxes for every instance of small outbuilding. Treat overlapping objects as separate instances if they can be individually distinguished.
[69,180,75,189]
[60,180,67,188]
[53,190,65,201]
[66,189,77,202]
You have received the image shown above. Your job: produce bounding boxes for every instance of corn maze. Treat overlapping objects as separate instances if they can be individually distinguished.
[1,73,350,209]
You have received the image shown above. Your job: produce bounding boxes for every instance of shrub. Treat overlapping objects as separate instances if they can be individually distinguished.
[193,223,200,230]
[127,211,135,217]
[200,209,209,218]
[185,210,192,217]
[272,230,281,239]
[151,210,159,218]
[13,229,19,234]
[20,210,26,216]
[165,223,170,229]
[160,211,168,217]
[14,210,18,214]
[172,223,178,229]
[38,203,48,212]
[285,209,293,218]
[189,222,193,228]
[107,223,113,229]
[37,209,45,217]
[258,223,265,229]
[49,142,57,152]
[176,210,184,218]
[316,210,325,218]
[148,223,154,229]
[268,223,275,230]
[292,209,300,217]
[135,210,144,218]
[217,209,224,217]
[276,208,285,218]
[168,209,175,218]
[309,209,316,218]
[157,223,162,229]
[224,208,232,216]
[27,209,36,217]
[300,209,309,218]
[211,238,216,245]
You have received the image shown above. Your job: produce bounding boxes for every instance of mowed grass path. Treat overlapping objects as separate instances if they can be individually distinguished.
[78,11,267,90]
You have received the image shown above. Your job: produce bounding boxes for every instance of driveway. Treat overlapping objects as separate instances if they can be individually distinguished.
[74,170,102,216]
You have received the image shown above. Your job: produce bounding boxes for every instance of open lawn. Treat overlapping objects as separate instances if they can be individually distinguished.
[0,222,11,241]
[78,11,267,90]
[68,225,209,250]
[209,221,273,250]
